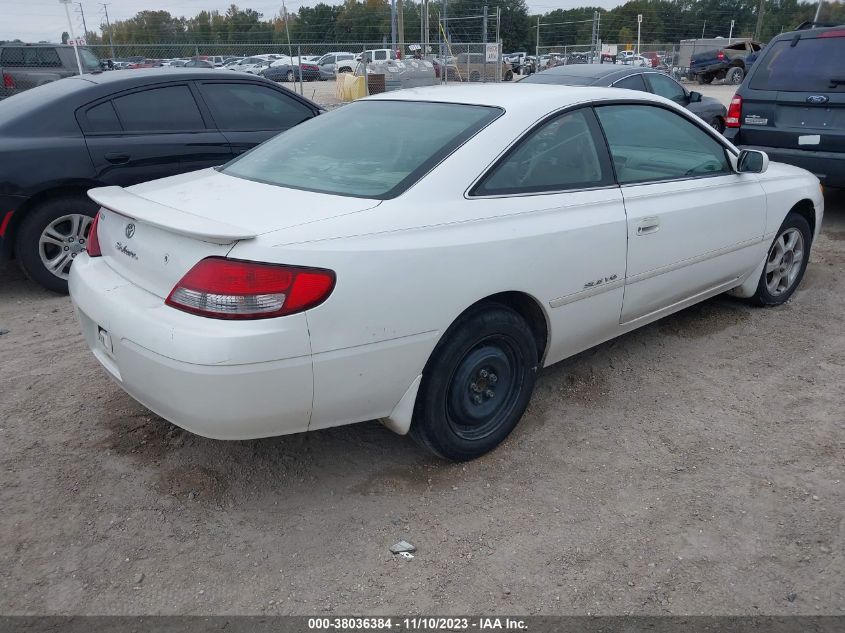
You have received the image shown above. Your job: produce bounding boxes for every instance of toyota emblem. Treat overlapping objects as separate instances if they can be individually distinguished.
[125,223,135,239]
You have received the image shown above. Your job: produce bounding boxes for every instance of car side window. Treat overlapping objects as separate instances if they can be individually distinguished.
[595,104,731,184]
[646,73,687,104]
[612,74,647,92]
[473,108,612,196]
[199,82,314,131]
[112,85,205,132]
[85,101,122,133]
[374,51,387,61]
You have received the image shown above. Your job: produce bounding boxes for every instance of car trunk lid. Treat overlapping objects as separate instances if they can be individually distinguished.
[88,168,380,299]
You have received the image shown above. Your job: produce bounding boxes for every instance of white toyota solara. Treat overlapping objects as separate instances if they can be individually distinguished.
[70,85,824,461]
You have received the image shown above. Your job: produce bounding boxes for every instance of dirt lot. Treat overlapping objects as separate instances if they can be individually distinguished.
[1,189,844,615]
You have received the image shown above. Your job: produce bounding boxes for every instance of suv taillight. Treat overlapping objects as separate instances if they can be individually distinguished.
[726,95,742,128]
[87,212,102,257]
[165,257,335,320]
[2,72,14,89]
[717,51,725,61]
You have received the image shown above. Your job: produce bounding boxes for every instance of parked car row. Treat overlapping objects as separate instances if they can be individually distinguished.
[1,23,836,462]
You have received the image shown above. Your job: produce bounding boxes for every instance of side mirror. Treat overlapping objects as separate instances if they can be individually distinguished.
[689,90,702,103]
[737,149,769,174]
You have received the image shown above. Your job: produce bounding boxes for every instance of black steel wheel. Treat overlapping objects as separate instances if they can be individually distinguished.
[410,303,539,461]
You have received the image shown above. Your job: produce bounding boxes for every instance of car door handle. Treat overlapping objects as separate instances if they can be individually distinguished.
[104,152,130,165]
[637,217,660,235]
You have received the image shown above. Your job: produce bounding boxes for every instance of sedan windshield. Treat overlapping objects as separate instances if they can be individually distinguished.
[222,100,501,199]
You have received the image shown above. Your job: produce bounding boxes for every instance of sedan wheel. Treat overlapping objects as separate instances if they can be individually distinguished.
[410,303,538,461]
[38,214,93,280]
[765,228,805,296]
[286,70,294,82]
[709,118,724,133]
[751,213,811,306]
[15,194,98,293]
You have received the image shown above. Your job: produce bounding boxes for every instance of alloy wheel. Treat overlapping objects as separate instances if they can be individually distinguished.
[38,213,93,280]
[765,227,805,297]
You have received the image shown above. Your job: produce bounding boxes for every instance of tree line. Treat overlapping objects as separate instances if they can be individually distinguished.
[74,0,844,53]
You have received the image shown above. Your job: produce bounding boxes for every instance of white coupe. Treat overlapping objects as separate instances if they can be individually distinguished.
[69,85,824,461]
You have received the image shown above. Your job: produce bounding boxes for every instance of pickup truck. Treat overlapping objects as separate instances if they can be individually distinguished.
[690,40,762,85]
[0,43,101,99]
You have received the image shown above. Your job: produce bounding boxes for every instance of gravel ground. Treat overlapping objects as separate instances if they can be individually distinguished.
[1,174,843,615]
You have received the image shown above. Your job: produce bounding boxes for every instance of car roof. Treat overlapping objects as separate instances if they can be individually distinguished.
[73,67,258,87]
[366,83,669,115]
[535,64,640,80]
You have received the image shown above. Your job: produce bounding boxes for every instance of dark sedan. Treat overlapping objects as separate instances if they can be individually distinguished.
[0,68,320,292]
[262,61,321,83]
[522,65,728,132]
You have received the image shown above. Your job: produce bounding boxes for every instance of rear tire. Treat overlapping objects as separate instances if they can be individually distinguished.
[410,303,539,461]
[698,73,714,85]
[726,66,745,85]
[750,212,812,306]
[709,117,725,133]
[286,70,294,82]
[15,194,98,294]
[504,70,514,81]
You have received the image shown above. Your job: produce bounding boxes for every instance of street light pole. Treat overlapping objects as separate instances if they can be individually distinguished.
[636,13,642,56]
[728,19,734,44]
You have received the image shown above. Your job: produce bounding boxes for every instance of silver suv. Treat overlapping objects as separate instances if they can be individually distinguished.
[0,44,101,99]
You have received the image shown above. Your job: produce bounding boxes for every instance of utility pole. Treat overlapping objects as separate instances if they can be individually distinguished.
[76,2,88,38]
[535,17,540,59]
[99,3,114,58]
[390,0,397,52]
[813,0,823,23]
[423,0,429,57]
[754,0,765,41]
[482,2,487,82]
[728,19,734,44]
[396,0,404,58]
[59,0,84,73]
[701,20,706,38]
[281,0,292,59]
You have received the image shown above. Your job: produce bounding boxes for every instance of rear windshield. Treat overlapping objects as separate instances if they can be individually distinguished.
[522,73,595,86]
[749,35,845,91]
[222,100,501,199]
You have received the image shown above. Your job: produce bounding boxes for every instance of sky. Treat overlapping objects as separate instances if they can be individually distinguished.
[3,0,627,43]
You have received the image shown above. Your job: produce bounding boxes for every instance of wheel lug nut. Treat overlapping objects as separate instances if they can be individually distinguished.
[485,390,495,398]
[71,252,76,258]
[489,374,497,383]
[470,382,479,392]
[68,237,74,242]
[473,395,483,405]
[480,369,488,378]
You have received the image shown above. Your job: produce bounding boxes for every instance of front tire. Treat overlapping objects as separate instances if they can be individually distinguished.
[751,212,812,306]
[410,304,539,461]
[15,194,98,293]
[698,73,714,85]
[286,70,295,82]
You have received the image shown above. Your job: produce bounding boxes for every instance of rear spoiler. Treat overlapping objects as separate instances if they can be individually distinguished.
[88,186,256,244]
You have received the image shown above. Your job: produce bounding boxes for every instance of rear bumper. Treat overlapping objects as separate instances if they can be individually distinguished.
[68,254,314,440]
[734,143,845,188]
[691,62,727,75]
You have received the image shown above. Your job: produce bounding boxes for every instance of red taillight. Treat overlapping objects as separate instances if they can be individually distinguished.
[726,95,742,128]
[87,212,102,257]
[820,29,845,38]
[2,72,14,89]
[717,51,725,61]
[165,257,335,320]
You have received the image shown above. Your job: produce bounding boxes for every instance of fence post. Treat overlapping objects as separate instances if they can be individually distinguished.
[297,45,303,95]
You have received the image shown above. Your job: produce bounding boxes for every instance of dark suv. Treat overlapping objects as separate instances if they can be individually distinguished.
[724,23,845,188]
[0,43,101,99]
